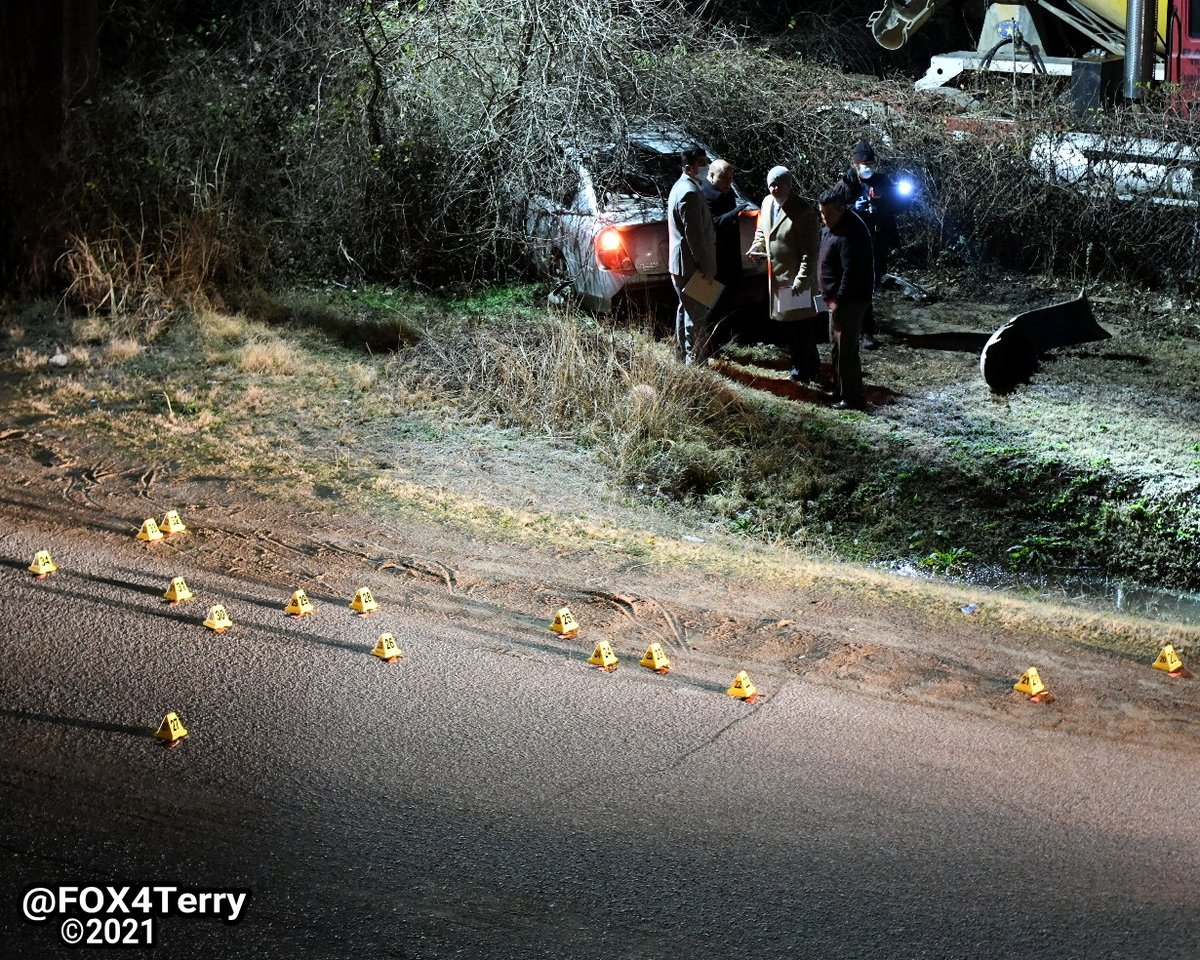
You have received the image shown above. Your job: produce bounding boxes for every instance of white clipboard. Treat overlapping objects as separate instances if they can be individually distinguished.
[774,285,813,314]
[683,272,724,310]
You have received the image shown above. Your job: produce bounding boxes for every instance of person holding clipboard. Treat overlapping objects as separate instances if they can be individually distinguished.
[667,145,720,365]
[746,166,822,384]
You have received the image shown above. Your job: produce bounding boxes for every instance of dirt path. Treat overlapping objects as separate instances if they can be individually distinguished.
[3,421,1198,756]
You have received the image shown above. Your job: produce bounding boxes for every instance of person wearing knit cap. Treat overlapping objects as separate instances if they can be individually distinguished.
[840,139,900,350]
[747,165,822,384]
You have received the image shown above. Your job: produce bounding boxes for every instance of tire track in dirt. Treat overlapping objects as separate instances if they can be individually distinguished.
[133,464,167,502]
[580,589,689,656]
[378,556,458,592]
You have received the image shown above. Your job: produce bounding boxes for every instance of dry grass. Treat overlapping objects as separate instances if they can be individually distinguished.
[238,385,273,413]
[237,338,298,374]
[103,338,143,363]
[71,315,109,345]
[53,379,92,401]
[396,308,761,479]
[197,308,250,345]
[344,362,377,392]
[13,347,43,370]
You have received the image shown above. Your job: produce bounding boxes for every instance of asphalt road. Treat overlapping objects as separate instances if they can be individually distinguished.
[2,520,1198,960]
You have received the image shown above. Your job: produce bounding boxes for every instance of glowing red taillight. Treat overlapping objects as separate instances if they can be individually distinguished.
[596,227,635,272]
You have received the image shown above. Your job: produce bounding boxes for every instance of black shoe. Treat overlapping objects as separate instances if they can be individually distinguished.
[862,336,879,350]
[833,399,867,411]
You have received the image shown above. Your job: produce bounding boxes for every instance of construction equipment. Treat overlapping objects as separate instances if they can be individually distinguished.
[869,1,1200,112]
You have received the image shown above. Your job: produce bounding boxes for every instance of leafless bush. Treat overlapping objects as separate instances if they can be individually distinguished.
[54,1,1200,302]
[696,65,1200,289]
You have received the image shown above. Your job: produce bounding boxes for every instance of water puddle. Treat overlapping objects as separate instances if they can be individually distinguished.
[887,562,1200,626]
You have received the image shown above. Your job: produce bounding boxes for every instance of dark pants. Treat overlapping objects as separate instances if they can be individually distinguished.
[707,273,742,353]
[830,299,867,405]
[671,273,710,364]
[862,245,889,338]
[779,316,820,381]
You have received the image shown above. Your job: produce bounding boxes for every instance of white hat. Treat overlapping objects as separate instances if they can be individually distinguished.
[767,165,791,186]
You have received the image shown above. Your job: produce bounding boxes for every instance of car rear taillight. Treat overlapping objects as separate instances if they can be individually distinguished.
[596,227,635,272]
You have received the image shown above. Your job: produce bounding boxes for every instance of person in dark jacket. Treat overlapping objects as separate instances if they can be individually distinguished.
[840,140,900,349]
[701,159,751,289]
[817,187,874,410]
[700,159,753,346]
[666,145,717,365]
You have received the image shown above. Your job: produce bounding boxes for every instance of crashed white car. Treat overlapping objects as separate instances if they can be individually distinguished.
[526,129,766,312]
[1029,132,1199,206]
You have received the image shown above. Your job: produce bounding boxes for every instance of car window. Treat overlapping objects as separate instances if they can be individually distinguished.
[588,145,682,203]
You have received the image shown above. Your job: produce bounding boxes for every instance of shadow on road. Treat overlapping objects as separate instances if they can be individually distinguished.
[0,706,150,738]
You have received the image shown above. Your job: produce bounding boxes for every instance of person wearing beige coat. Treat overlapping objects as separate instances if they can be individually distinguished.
[748,165,822,382]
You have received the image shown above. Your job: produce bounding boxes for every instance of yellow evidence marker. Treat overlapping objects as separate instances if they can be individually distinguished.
[163,576,194,604]
[640,643,671,674]
[160,510,187,535]
[1152,645,1188,677]
[549,606,580,638]
[588,640,619,672]
[154,711,189,749]
[284,589,315,617]
[28,549,58,578]
[371,633,404,663]
[1014,667,1047,699]
[727,670,758,703]
[203,604,233,633]
[137,518,164,543]
[349,587,378,616]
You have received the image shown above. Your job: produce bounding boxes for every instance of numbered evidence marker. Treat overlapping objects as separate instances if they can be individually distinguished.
[203,604,233,633]
[28,549,58,578]
[1013,667,1047,699]
[154,711,189,749]
[727,670,758,703]
[163,576,194,604]
[160,510,187,535]
[587,640,619,672]
[549,606,580,638]
[639,642,671,674]
[284,589,315,617]
[137,518,164,543]
[1153,645,1190,678]
[349,587,378,616]
[371,633,404,664]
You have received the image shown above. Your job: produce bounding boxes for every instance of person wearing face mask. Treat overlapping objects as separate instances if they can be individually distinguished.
[840,141,900,350]
[747,165,821,384]
[667,145,719,365]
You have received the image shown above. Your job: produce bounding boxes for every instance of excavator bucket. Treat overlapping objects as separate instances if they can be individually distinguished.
[869,0,951,51]
[980,291,1110,393]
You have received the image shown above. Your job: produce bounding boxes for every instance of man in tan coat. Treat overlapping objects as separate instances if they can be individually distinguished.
[749,166,822,382]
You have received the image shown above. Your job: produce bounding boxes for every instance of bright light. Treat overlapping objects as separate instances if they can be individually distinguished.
[595,227,633,272]
[597,228,623,252]
[896,177,915,197]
